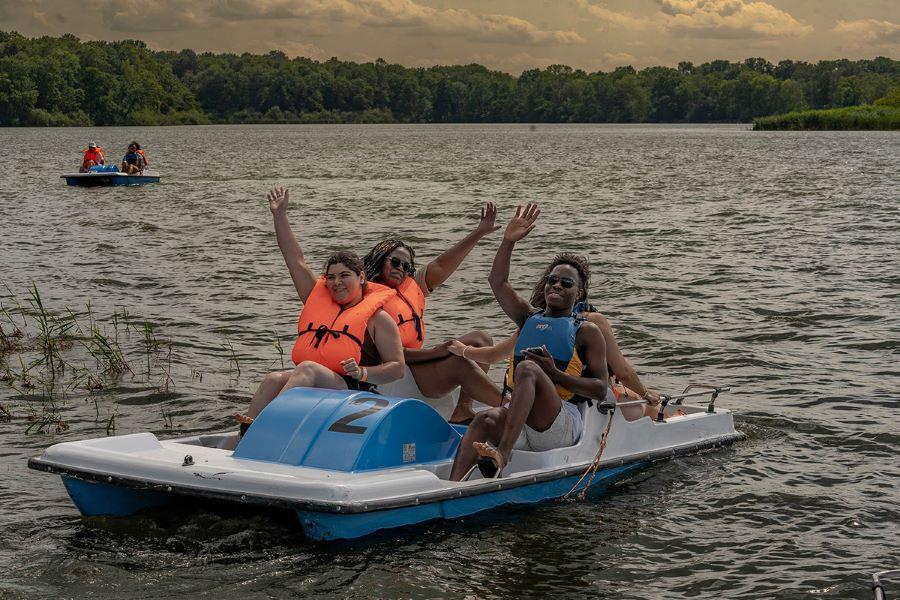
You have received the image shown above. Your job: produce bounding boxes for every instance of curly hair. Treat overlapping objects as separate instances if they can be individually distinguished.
[362,239,417,283]
[322,250,365,277]
[528,252,591,309]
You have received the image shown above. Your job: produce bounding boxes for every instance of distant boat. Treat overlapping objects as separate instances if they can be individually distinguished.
[61,169,160,187]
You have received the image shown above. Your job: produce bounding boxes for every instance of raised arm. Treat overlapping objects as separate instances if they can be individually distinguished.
[268,187,316,302]
[423,202,500,291]
[489,204,540,327]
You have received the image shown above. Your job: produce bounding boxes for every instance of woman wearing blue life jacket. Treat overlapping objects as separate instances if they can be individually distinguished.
[447,261,662,421]
[449,204,610,480]
[120,142,145,174]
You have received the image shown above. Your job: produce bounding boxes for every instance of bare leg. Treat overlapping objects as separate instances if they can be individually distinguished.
[409,353,501,417]
[449,330,492,423]
[244,370,292,419]
[449,407,506,481]
[279,360,348,395]
[495,361,561,464]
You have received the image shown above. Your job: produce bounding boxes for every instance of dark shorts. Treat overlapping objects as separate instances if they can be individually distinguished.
[340,375,378,393]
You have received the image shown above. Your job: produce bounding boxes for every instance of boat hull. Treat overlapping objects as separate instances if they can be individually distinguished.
[28,389,743,541]
[61,172,160,186]
[296,462,647,540]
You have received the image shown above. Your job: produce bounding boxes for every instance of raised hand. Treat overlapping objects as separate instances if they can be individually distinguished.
[503,203,540,242]
[474,202,501,237]
[267,187,289,215]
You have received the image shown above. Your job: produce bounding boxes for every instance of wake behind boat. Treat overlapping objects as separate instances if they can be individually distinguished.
[28,385,741,541]
[61,169,160,187]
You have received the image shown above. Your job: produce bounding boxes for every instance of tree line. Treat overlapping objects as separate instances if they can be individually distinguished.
[1,31,898,126]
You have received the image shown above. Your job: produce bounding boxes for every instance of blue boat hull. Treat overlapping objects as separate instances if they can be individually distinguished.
[62,173,160,186]
[296,462,648,540]
[55,461,647,541]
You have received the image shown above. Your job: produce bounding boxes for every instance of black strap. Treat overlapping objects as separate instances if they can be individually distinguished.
[395,290,424,342]
[298,322,364,348]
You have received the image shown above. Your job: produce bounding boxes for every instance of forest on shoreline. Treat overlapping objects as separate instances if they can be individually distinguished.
[1,31,898,127]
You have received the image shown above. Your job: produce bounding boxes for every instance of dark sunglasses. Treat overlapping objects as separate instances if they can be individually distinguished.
[547,274,576,289]
[388,256,414,274]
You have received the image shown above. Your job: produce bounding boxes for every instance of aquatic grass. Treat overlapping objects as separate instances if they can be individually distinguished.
[753,104,900,130]
[223,338,241,376]
[273,333,285,370]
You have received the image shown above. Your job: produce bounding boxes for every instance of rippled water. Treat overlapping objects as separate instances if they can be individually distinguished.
[1,124,898,599]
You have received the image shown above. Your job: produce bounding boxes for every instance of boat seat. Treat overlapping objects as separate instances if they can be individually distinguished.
[234,388,462,471]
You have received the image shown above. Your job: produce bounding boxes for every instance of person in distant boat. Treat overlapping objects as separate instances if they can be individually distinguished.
[359,207,503,424]
[120,142,145,174]
[448,259,662,421]
[132,141,149,168]
[235,188,405,431]
[449,204,609,480]
[79,142,105,172]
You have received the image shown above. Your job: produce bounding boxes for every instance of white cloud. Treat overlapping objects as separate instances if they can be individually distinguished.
[210,0,585,45]
[832,19,900,50]
[656,0,813,39]
[574,0,653,30]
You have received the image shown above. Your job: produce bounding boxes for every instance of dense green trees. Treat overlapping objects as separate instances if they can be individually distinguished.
[1,31,898,126]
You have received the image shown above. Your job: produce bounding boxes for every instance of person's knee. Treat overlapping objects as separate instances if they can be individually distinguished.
[471,408,502,431]
[466,330,493,348]
[513,360,541,383]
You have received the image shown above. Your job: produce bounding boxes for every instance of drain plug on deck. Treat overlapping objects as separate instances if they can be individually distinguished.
[182,455,194,466]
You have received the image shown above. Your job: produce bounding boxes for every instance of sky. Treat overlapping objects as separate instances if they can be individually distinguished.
[1,0,897,73]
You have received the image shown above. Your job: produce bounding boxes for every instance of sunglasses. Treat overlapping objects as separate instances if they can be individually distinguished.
[389,256,414,274]
[546,274,576,289]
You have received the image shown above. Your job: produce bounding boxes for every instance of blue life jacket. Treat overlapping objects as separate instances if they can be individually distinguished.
[504,311,590,403]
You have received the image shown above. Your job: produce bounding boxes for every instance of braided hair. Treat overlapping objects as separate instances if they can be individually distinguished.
[528,252,591,310]
[363,240,416,283]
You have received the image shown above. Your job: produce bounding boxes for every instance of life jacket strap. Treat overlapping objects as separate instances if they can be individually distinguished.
[298,323,364,348]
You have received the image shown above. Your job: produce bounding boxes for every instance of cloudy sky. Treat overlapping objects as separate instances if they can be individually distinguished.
[2,0,898,73]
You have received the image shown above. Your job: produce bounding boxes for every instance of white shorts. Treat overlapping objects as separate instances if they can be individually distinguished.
[513,401,583,452]
[376,365,460,420]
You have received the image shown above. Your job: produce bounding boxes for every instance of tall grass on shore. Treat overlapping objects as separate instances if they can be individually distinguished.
[754,90,900,130]
[1,284,208,434]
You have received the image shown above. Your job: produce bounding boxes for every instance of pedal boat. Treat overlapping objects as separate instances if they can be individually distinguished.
[28,386,742,541]
[61,170,160,186]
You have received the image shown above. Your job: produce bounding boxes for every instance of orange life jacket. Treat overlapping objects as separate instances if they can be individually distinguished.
[82,148,104,169]
[291,278,396,374]
[136,149,148,166]
[382,276,426,349]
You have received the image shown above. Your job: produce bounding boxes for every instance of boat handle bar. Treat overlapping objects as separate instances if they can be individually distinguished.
[656,385,731,422]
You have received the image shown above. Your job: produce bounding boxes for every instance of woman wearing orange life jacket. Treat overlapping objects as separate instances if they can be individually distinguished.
[79,142,105,172]
[360,208,505,424]
[237,188,405,424]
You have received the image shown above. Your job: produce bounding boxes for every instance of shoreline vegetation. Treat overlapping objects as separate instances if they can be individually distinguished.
[753,89,900,130]
[1,31,898,128]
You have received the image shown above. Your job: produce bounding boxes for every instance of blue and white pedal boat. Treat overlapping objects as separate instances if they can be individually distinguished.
[28,387,742,541]
[61,170,160,186]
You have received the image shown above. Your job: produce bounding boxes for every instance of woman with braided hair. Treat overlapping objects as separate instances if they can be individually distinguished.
[361,203,504,424]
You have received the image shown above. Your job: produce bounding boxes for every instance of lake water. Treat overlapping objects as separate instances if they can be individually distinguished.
[1,124,898,599]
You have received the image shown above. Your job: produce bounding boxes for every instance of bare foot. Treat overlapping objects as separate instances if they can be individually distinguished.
[473,441,506,478]
[234,412,254,425]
